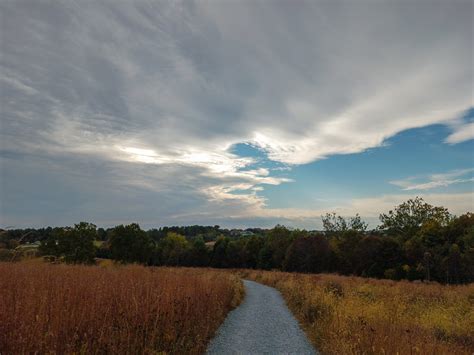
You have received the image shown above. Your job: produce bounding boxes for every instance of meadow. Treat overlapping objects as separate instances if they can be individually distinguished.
[240,269,474,354]
[0,262,244,354]
[1,261,472,355]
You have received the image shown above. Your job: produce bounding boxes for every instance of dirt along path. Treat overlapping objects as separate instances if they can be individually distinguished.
[206,279,317,354]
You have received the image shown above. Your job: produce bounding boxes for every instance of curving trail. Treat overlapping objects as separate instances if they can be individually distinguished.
[206,279,317,355]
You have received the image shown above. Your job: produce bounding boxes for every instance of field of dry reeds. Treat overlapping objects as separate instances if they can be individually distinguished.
[240,269,474,354]
[0,262,244,354]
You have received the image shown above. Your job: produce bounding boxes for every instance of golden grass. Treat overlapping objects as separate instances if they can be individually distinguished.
[240,269,474,354]
[0,263,244,354]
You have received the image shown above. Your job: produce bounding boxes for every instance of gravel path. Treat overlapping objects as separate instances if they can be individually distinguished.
[206,279,317,355]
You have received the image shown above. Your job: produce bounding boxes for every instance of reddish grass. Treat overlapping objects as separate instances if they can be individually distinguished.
[0,262,243,354]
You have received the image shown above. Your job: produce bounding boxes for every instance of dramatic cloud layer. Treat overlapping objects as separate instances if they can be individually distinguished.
[1,0,472,227]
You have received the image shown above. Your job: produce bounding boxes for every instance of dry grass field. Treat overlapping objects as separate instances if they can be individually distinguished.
[0,262,244,354]
[240,270,474,354]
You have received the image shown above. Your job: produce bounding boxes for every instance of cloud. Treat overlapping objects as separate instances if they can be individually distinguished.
[2,1,471,159]
[445,122,474,144]
[400,179,474,191]
[0,0,472,227]
[390,169,474,191]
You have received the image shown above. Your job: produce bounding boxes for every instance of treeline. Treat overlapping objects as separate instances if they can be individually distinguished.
[1,198,473,284]
[0,225,226,245]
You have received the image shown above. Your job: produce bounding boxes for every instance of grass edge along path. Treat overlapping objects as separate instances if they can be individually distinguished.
[240,269,474,355]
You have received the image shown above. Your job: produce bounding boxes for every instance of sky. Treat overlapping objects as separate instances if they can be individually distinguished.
[0,0,473,229]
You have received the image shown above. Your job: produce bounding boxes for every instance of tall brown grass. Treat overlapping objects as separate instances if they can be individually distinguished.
[240,269,474,354]
[0,262,244,354]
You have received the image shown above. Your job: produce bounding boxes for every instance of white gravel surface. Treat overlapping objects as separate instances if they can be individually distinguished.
[206,279,317,355]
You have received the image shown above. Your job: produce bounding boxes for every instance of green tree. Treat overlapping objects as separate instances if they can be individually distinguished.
[62,222,96,264]
[257,245,273,270]
[211,237,229,268]
[39,228,62,256]
[244,236,264,268]
[225,240,246,268]
[266,225,295,269]
[322,213,368,236]
[186,237,210,266]
[157,232,189,266]
[40,223,96,264]
[379,197,450,239]
[109,223,152,264]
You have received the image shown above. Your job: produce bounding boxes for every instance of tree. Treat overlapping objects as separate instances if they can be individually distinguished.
[211,237,229,268]
[39,222,96,264]
[423,251,433,281]
[379,197,450,239]
[353,235,401,278]
[283,235,330,273]
[13,206,474,284]
[322,212,348,234]
[462,248,474,283]
[157,232,189,266]
[62,222,96,264]
[109,223,152,264]
[97,227,107,241]
[39,228,62,256]
[349,214,369,232]
[186,237,210,266]
[226,240,244,268]
[404,237,425,265]
[322,213,368,236]
[446,213,474,246]
[244,236,264,268]
[257,245,273,270]
[443,244,462,284]
[266,225,295,268]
